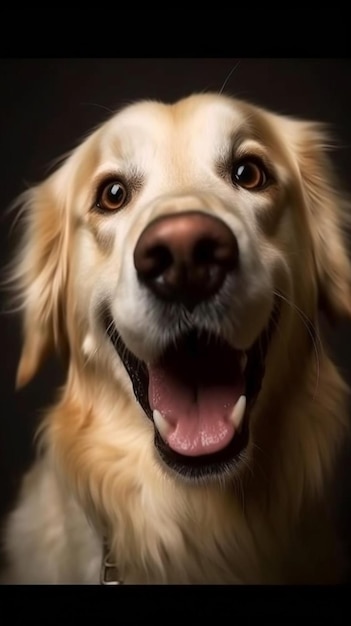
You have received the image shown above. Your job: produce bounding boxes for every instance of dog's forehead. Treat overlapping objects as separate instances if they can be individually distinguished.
[98,94,249,166]
[113,94,245,133]
[146,93,242,120]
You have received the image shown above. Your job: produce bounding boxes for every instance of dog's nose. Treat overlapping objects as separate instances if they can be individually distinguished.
[133,211,239,309]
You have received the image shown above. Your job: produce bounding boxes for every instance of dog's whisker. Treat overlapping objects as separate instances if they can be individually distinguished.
[250,442,270,485]
[218,60,242,96]
[80,101,115,115]
[273,290,321,401]
[273,289,323,355]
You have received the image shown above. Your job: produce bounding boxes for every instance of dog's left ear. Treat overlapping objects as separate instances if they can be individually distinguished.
[11,166,71,389]
[292,121,351,322]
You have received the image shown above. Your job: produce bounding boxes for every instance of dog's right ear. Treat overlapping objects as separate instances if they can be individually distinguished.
[9,165,71,389]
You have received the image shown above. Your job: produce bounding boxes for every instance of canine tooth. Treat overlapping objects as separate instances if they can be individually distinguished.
[230,395,246,432]
[240,353,248,373]
[153,409,172,442]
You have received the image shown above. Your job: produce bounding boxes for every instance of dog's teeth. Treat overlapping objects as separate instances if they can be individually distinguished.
[153,409,172,442]
[229,395,246,433]
[240,353,248,373]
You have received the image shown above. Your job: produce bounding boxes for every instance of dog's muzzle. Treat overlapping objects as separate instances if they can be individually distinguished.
[105,211,277,481]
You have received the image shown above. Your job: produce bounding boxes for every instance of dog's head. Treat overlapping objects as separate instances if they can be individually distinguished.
[12,94,351,482]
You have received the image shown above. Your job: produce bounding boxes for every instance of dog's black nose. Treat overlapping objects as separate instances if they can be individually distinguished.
[133,211,239,310]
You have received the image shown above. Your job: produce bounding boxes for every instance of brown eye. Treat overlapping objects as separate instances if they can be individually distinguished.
[232,159,268,190]
[96,180,127,212]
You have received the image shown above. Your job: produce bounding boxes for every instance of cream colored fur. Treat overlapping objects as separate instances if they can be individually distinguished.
[2,93,351,584]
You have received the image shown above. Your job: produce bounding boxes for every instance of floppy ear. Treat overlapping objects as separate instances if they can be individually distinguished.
[10,167,71,389]
[293,122,351,322]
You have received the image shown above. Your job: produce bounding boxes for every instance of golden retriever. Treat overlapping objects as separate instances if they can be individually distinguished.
[2,93,351,584]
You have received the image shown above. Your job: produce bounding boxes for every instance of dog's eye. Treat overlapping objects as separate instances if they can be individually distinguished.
[232,159,268,190]
[96,180,127,212]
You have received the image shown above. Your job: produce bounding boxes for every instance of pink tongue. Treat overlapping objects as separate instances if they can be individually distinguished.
[148,336,244,456]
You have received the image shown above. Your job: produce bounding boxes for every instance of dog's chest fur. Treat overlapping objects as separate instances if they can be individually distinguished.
[3,443,341,585]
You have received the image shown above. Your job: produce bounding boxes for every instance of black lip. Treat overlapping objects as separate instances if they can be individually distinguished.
[105,319,151,420]
[103,306,278,479]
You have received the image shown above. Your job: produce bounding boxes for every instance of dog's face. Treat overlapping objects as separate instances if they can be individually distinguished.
[13,94,351,483]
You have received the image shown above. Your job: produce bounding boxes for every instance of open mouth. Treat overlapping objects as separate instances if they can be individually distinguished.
[104,312,277,480]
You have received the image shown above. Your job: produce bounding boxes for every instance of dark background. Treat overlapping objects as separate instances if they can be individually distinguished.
[1,58,351,574]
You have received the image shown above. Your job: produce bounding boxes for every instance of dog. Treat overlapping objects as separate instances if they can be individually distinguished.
[2,93,351,584]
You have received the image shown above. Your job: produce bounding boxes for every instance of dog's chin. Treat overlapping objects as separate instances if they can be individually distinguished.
[103,308,277,483]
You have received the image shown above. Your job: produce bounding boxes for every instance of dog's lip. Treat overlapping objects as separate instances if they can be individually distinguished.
[103,305,278,478]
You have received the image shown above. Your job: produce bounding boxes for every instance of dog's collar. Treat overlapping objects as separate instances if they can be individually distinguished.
[100,538,123,585]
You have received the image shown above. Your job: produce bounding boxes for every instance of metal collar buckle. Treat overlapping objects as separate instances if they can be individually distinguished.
[100,539,123,585]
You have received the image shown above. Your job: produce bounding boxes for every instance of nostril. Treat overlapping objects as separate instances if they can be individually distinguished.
[194,238,218,265]
[193,236,238,270]
[137,244,173,281]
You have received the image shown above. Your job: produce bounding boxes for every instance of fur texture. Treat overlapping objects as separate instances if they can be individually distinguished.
[2,93,351,584]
